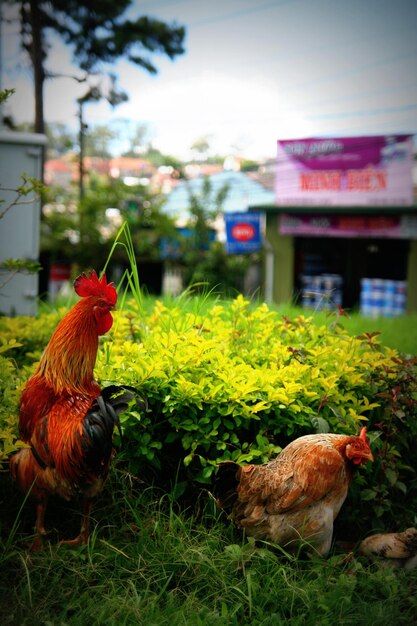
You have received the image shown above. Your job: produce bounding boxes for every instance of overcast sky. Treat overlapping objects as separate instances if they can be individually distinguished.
[2,0,417,160]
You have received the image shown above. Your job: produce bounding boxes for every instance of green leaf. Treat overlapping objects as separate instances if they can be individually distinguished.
[395,481,407,494]
[385,467,397,486]
[361,489,377,501]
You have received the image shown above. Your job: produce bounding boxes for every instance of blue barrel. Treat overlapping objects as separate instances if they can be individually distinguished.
[383,280,396,317]
[393,281,407,316]
[360,278,373,317]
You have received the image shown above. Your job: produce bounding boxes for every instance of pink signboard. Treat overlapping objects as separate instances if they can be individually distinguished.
[279,213,417,239]
[276,135,413,206]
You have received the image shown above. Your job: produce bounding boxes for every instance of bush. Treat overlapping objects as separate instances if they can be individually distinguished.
[0,339,28,466]
[2,296,416,534]
[95,296,417,532]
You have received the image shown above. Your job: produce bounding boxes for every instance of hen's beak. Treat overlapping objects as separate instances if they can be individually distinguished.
[361,449,374,463]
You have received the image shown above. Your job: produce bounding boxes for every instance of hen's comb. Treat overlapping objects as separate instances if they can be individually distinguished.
[359,426,368,441]
[73,270,117,305]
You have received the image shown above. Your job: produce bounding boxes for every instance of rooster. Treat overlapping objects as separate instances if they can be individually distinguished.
[214,428,373,556]
[10,270,137,550]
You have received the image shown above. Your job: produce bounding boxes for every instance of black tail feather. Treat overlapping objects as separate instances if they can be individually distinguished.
[82,385,147,472]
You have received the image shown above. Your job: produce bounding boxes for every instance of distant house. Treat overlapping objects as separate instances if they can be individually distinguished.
[83,157,109,177]
[161,170,275,228]
[44,156,160,189]
[108,157,157,186]
[44,159,73,187]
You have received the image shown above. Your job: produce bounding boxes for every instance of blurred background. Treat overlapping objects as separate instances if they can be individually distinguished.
[0,0,416,315]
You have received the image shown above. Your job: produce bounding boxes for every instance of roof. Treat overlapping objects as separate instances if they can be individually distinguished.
[44,159,72,173]
[249,204,417,215]
[161,170,275,222]
[108,157,156,173]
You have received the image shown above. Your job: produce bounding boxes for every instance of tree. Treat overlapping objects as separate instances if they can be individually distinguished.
[190,135,213,161]
[45,123,77,157]
[9,0,186,134]
[180,177,229,289]
[41,177,176,271]
[144,146,186,179]
[121,122,153,157]
[84,125,117,158]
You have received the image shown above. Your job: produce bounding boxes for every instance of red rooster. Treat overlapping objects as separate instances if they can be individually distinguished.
[10,270,135,549]
[214,428,373,556]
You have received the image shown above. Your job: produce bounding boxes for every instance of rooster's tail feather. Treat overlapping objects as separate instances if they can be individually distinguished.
[82,385,147,471]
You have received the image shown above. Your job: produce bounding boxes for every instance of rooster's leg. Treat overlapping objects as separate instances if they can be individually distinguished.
[30,499,48,551]
[59,498,93,548]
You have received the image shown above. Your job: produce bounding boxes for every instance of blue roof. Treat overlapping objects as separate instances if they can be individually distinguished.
[161,170,275,221]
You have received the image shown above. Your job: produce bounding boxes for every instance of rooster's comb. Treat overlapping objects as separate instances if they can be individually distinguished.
[73,270,117,305]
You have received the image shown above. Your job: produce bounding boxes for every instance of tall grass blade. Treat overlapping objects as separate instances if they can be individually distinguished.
[101,221,143,313]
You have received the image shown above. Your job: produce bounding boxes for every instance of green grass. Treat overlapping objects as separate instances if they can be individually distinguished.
[1,467,417,626]
[289,307,417,355]
[5,291,415,625]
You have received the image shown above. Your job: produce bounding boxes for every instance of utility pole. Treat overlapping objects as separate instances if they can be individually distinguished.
[78,100,86,199]
[76,80,126,200]
[77,86,101,200]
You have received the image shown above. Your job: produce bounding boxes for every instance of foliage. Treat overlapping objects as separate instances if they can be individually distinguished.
[0,172,45,293]
[322,311,417,356]
[0,259,42,274]
[1,476,417,626]
[0,310,62,367]
[240,158,261,172]
[83,124,118,159]
[0,340,28,466]
[94,299,415,485]
[9,0,186,133]
[191,134,213,159]
[45,122,77,157]
[347,352,417,532]
[0,88,15,104]
[144,146,187,179]
[184,241,254,297]
[179,176,252,293]
[0,175,46,221]
[41,178,176,268]
[3,288,415,531]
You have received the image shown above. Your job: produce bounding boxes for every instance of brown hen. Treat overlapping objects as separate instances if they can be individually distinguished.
[214,428,373,556]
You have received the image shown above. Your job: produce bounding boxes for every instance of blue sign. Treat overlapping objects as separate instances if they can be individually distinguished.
[224,212,262,254]
[160,228,216,259]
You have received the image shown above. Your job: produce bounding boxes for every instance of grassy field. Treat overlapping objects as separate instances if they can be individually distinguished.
[2,296,416,625]
[1,468,417,626]
[286,307,417,355]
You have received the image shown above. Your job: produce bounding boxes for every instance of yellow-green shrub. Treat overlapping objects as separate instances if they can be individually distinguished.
[0,340,28,466]
[2,296,416,531]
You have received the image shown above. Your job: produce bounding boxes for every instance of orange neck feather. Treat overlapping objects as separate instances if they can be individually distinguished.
[35,299,101,396]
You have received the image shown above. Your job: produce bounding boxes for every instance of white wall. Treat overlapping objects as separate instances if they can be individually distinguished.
[0,131,47,315]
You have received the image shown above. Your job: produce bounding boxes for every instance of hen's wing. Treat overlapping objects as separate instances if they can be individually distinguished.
[235,439,348,517]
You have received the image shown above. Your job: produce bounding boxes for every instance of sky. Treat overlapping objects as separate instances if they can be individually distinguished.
[1,0,417,161]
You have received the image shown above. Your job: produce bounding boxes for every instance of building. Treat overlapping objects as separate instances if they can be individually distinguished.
[252,135,417,315]
[0,131,47,315]
[161,169,275,230]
